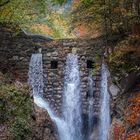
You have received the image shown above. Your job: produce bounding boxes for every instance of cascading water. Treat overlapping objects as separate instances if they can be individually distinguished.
[28,53,68,140]
[62,53,82,140]
[28,54,44,97]
[33,95,69,140]
[87,72,94,139]
[28,53,82,140]
[99,63,110,140]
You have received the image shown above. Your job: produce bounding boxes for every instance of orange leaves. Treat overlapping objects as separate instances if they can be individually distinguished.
[125,93,140,125]
[110,91,140,140]
[73,23,100,38]
[74,24,89,38]
[126,131,140,140]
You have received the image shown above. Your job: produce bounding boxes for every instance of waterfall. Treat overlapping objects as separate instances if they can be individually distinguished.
[28,54,44,97]
[28,53,69,140]
[87,72,94,139]
[99,63,110,140]
[28,53,82,140]
[33,95,70,140]
[62,53,82,140]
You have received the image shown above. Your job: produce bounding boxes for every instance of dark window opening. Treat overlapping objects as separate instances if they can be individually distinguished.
[51,61,58,69]
[86,91,93,99]
[87,60,94,68]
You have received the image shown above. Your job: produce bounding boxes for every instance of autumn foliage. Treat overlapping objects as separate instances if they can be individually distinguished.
[126,132,140,140]
[125,92,140,125]
[110,86,140,140]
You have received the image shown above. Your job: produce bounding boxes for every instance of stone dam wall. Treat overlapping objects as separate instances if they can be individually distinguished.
[0,24,121,140]
[0,24,104,116]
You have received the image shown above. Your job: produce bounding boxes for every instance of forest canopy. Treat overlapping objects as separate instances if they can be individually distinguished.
[0,0,140,38]
[72,0,140,36]
[0,0,72,38]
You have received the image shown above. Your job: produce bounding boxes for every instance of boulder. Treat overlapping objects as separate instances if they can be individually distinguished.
[109,84,120,98]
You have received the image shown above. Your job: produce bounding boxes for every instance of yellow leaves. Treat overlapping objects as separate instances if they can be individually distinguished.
[71,0,81,11]
[74,24,89,38]
[31,24,53,35]
[113,7,122,13]
[46,12,74,38]
[29,10,74,38]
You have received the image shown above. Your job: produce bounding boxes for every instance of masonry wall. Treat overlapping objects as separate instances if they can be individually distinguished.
[42,39,103,116]
[0,24,104,140]
[0,24,104,112]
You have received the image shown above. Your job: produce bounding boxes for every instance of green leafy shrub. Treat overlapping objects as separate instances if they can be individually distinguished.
[0,84,33,139]
[11,118,31,140]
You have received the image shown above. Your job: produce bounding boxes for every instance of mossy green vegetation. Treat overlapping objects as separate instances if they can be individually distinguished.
[108,35,140,81]
[72,0,140,37]
[0,84,34,140]
[0,0,72,38]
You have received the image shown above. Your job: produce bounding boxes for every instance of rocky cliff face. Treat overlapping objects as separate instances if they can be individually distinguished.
[108,36,140,140]
[109,66,140,140]
[109,77,140,140]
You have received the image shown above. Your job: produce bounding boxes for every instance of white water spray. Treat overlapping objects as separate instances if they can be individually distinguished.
[99,63,110,140]
[62,53,82,140]
[28,54,69,140]
[87,73,94,139]
[34,95,70,140]
[28,54,44,97]
[28,53,82,140]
